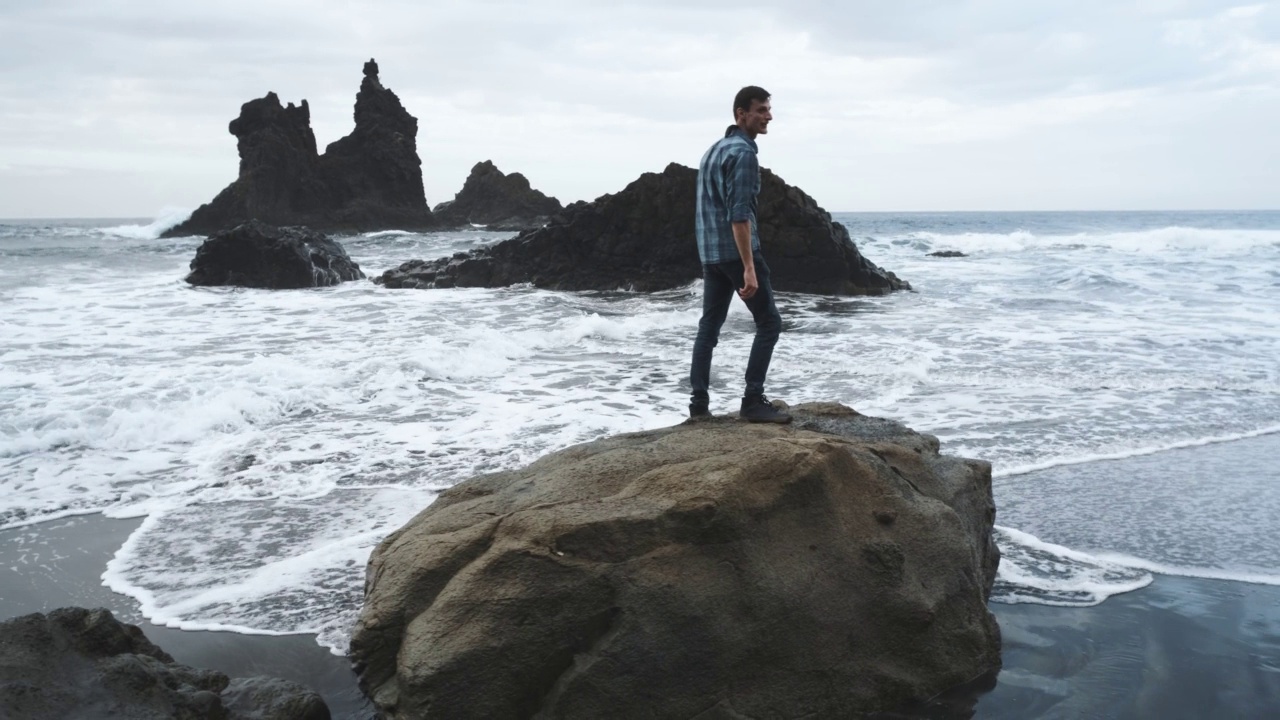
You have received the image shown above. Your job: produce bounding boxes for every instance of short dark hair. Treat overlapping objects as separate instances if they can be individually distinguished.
[733,86,771,117]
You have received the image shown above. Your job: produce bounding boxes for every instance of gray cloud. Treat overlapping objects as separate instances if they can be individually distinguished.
[1,0,1277,216]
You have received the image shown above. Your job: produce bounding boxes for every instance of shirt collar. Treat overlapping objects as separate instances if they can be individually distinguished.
[723,125,758,151]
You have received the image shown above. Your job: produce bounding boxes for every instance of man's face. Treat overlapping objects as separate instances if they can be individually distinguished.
[736,99,772,137]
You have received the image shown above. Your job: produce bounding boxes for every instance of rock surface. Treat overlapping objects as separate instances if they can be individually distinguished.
[167,59,433,237]
[378,163,909,295]
[185,221,364,289]
[349,402,1000,719]
[0,607,329,720]
[434,160,563,231]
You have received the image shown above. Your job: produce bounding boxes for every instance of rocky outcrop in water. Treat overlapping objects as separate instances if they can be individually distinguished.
[166,59,433,237]
[377,163,909,295]
[0,607,330,720]
[434,160,562,231]
[185,221,364,288]
[349,403,1000,719]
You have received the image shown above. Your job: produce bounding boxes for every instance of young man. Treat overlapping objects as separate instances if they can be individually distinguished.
[688,86,791,424]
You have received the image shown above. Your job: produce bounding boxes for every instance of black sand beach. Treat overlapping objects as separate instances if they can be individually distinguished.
[3,497,1279,719]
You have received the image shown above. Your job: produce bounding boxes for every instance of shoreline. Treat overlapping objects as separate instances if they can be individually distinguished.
[0,513,373,719]
[3,513,1278,719]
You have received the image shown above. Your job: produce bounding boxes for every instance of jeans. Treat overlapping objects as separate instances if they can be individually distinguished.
[689,252,782,400]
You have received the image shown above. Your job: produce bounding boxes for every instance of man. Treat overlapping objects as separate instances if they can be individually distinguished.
[688,86,791,424]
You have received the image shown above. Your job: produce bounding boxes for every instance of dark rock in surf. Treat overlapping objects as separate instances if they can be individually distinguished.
[350,402,1000,719]
[928,250,968,258]
[166,59,433,237]
[0,607,330,720]
[185,221,364,289]
[377,163,909,296]
[434,160,562,231]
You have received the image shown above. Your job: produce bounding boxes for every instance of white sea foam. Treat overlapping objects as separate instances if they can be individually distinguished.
[906,226,1280,257]
[993,526,1153,606]
[4,212,1279,653]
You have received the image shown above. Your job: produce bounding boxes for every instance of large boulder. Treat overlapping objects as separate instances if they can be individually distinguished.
[349,403,1000,719]
[434,160,563,231]
[167,59,433,237]
[185,221,365,289]
[377,163,909,295]
[0,607,329,720]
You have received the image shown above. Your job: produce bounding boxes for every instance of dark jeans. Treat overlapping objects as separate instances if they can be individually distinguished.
[690,252,782,400]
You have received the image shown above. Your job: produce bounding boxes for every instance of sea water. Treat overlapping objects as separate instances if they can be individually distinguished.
[2,210,1277,652]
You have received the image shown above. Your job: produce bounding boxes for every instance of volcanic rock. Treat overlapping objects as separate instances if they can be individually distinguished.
[377,163,909,295]
[434,160,563,231]
[349,402,1000,719]
[185,221,364,289]
[0,607,329,720]
[167,59,433,237]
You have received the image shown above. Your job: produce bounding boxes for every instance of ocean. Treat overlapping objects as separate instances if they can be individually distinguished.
[2,209,1278,656]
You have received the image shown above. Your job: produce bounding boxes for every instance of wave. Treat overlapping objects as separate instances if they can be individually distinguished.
[992,525,1152,606]
[361,230,418,239]
[994,525,1280,609]
[995,423,1280,478]
[98,207,192,240]
[900,226,1280,257]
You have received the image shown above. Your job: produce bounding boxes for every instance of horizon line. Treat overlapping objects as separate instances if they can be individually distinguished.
[4,208,1280,223]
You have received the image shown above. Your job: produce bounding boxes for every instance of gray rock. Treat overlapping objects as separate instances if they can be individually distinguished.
[185,221,364,289]
[378,163,909,296]
[349,402,1000,719]
[0,607,329,720]
[433,160,562,231]
[222,677,331,720]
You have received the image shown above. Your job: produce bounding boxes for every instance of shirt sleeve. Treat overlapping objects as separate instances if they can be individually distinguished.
[724,148,759,224]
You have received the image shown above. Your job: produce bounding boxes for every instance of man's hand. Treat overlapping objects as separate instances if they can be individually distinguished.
[731,219,757,299]
[739,266,758,299]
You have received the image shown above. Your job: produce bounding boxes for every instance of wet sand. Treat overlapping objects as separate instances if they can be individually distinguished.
[0,514,373,719]
[3,513,1278,719]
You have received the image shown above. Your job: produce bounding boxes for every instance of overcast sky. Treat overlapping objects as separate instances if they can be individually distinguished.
[1,0,1277,218]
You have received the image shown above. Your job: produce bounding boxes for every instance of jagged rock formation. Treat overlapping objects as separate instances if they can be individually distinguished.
[185,221,364,288]
[350,403,1000,719]
[0,607,330,720]
[167,59,433,237]
[433,160,563,231]
[377,163,909,295]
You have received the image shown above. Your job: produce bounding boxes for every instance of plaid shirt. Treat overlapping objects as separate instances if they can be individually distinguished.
[695,126,761,265]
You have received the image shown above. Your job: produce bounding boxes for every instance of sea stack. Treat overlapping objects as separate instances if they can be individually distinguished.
[433,160,563,231]
[166,59,434,237]
[378,163,910,295]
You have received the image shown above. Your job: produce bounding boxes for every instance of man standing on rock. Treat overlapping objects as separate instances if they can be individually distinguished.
[688,86,791,424]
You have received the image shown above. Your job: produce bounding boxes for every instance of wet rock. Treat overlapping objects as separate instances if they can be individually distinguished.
[378,163,909,296]
[350,402,1000,719]
[928,250,968,258]
[167,59,433,237]
[185,221,364,289]
[0,607,329,720]
[434,160,562,231]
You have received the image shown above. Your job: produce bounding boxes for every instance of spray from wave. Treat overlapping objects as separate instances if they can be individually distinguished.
[99,207,192,240]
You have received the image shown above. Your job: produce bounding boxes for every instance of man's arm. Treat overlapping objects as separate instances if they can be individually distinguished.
[732,220,757,299]
[725,149,760,299]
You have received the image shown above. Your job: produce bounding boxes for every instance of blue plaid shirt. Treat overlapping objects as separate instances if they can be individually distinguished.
[695,126,761,265]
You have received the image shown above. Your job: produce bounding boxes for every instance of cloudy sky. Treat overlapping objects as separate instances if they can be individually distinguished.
[1,0,1277,218]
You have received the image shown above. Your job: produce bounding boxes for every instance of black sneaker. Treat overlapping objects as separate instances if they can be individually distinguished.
[689,397,712,419]
[740,395,792,424]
